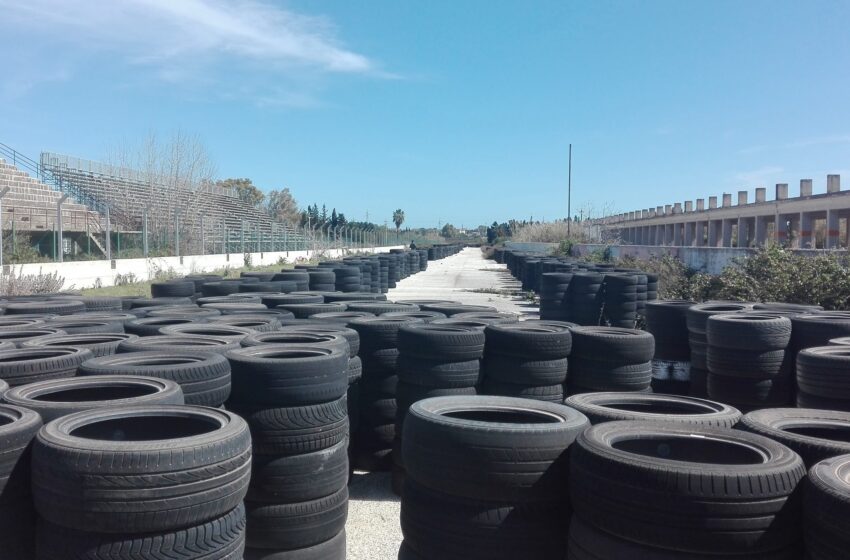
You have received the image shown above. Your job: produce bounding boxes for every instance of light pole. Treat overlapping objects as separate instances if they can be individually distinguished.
[0,187,10,267]
[56,194,69,262]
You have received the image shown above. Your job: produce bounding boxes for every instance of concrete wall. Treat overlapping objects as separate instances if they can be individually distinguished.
[572,244,834,275]
[504,241,559,254]
[7,246,405,290]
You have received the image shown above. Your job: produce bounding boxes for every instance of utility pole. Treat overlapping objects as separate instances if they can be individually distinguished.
[567,143,572,236]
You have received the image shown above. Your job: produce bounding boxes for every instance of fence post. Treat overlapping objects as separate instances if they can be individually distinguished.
[0,187,9,268]
[174,209,180,258]
[143,209,149,258]
[105,207,112,262]
[241,220,245,254]
[200,215,205,256]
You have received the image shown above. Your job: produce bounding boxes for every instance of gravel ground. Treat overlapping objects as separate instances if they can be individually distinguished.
[346,246,537,559]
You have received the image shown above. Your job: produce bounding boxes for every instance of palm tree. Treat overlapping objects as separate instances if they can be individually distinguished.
[392,209,405,234]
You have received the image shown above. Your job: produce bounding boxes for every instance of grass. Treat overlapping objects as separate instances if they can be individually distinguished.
[80,259,313,297]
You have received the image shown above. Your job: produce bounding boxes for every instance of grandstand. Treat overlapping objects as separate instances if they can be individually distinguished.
[0,142,308,259]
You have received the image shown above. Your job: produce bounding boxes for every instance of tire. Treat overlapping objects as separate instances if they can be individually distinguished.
[279,325,360,357]
[737,408,850,467]
[706,313,792,350]
[570,326,654,363]
[244,530,345,559]
[241,331,350,354]
[4,375,184,422]
[796,391,850,412]
[160,323,256,342]
[483,321,572,359]
[568,357,652,391]
[5,300,86,316]
[804,453,850,560]
[570,421,806,555]
[245,487,348,550]
[482,355,568,385]
[35,504,246,560]
[397,324,484,361]
[797,346,850,399]
[118,334,241,355]
[262,294,324,307]
[32,405,251,533]
[0,404,41,558]
[564,392,741,427]
[350,317,424,350]
[22,332,138,357]
[45,318,125,335]
[0,346,92,386]
[79,351,232,406]
[567,515,799,560]
[400,480,568,560]
[0,327,67,347]
[395,383,477,427]
[208,315,281,332]
[418,304,497,317]
[245,531,346,560]
[248,441,348,503]
[686,303,753,334]
[228,397,348,456]
[397,356,480,388]
[126,316,201,337]
[707,373,792,411]
[792,313,850,352]
[227,345,348,406]
[151,281,196,298]
[452,311,519,325]
[478,380,564,403]
[706,347,789,378]
[203,303,269,314]
[402,395,588,502]
[279,303,348,319]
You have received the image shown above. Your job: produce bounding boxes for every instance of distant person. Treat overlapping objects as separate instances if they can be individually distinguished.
[409,242,417,249]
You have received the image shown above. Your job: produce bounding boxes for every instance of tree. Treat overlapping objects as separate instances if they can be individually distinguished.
[321,204,328,224]
[441,223,457,239]
[266,187,300,225]
[392,209,405,233]
[218,178,265,208]
[330,208,338,228]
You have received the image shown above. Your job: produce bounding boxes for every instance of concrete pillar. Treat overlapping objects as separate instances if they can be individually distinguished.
[775,214,789,245]
[684,222,694,246]
[828,174,841,193]
[673,203,682,214]
[708,220,719,247]
[684,201,693,213]
[695,221,706,247]
[827,209,840,249]
[709,196,718,209]
[801,179,813,197]
[755,216,768,246]
[722,193,732,207]
[738,191,748,205]
[665,224,674,245]
[722,219,733,247]
[657,206,664,216]
[696,199,705,211]
[737,217,750,247]
[755,188,766,202]
[800,212,813,248]
[653,225,661,245]
[776,183,788,200]
[673,223,683,245]
[665,204,672,216]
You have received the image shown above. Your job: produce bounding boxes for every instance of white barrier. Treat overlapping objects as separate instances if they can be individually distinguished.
[6,246,406,290]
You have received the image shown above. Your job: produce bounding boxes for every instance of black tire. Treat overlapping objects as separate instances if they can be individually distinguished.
[245,487,348,550]
[400,480,567,560]
[21,332,138,357]
[227,397,348,456]
[349,317,423,350]
[686,303,753,334]
[278,324,360,356]
[241,331,349,354]
[804,453,850,560]
[262,294,324,307]
[0,346,91,386]
[706,347,789,378]
[397,356,480,388]
[570,327,654,363]
[160,323,256,342]
[570,420,805,555]
[248,440,348,503]
[482,355,568,385]
[382,311,447,323]
[568,357,652,391]
[796,390,850,412]
[151,281,196,298]
[79,351,232,406]
[707,373,792,411]
[419,303,497,317]
[118,335,241,355]
[126,316,201,336]
[203,303,269,314]
[706,313,792,350]
[451,311,519,325]
[50,295,123,312]
[484,321,572,359]
[32,405,251,533]
[397,324,484,361]
[737,408,850,467]
[208,315,281,332]
[279,303,347,319]
[0,405,40,558]
[0,327,67,347]
[4,375,184,422]
[564,392,741,427]
[147,306,222,319]
[5,300,86,316]
[244,530,345,560]
[35,504,246,560]
[478,380,564,403]
[797,346,850,399]
[402,395,588,502]
[395,383,477,427]
[45,317,125,335]
[227,345,348,406]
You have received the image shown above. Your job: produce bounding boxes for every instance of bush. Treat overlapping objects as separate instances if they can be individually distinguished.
[0,267,66,296]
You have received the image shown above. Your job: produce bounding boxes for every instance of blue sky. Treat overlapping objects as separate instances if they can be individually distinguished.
[1,0,848,228]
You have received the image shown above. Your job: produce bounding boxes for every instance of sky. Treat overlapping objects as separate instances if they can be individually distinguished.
[0,0,848,229]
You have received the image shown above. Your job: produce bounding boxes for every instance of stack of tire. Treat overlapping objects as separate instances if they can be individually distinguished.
[738,408,850,467]
[308,269,336,292]
[480,321,572,403]
[378,255,391,293]
[349,316,423,470]
[567,327,655,395]
[393,324,485,493]
[566,272,604,325]
[805,453,850,558]
[705,313,793,412]
[568,421,806,558]
[0,346,92,387]
[796,346,850,411]
[686,302,752,396]
[399,396,589,559]
[539,272,573,321]
[645,299,695,395]
[0,404,41,557]
[226,343,350,559]
[332,264,361,293]
[791,312,850,370]
[31,405,251,559]
[600,273,638,328]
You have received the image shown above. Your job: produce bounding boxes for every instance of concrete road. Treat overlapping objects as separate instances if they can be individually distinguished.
[346,247,537,559]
